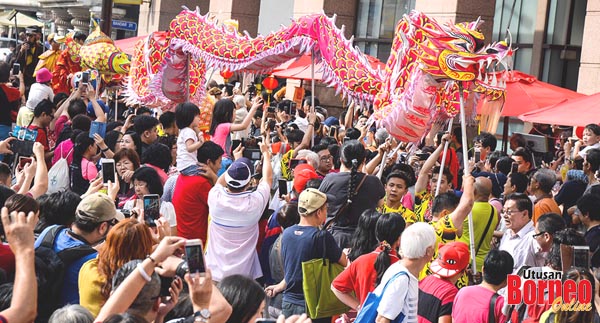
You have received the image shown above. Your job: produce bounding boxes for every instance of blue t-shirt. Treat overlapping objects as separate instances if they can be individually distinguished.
[281,225,342,306]
[34,225,98,305]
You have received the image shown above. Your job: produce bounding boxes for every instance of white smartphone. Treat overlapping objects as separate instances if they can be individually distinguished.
[234,82,241,90]
[101,159,115,185]
[185,239,206,276]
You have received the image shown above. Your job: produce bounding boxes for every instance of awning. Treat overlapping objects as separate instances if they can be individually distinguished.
[0,11,43,28]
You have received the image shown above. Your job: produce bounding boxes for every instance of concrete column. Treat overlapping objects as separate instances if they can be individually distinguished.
[415,0,495,41]
[138,0,209,36]
[578,0,600,94]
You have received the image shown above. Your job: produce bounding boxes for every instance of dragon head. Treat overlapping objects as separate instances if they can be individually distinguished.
[109,52,131,74]
[412,12,513,97]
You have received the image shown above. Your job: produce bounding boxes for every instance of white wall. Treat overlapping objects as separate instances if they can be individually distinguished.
[257,0,294,35]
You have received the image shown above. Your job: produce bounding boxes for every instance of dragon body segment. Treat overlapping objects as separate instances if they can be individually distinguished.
[126,8,512,141]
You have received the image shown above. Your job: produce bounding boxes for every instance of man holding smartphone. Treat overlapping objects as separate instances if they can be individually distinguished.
[205,141,272,282]
[0,62,24,147]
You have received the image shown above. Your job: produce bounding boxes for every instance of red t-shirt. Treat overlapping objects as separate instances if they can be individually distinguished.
[27,125,49,151]
[172,175,212,241]
[417,275,458,323]
[0,244,15,278]
[331,247,399,304]
[0,84,21,125]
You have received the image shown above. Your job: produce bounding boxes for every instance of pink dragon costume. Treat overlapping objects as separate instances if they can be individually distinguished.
[126,8,512,141]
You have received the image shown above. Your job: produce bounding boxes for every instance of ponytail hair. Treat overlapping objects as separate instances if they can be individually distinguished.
[341,140,366,204]
[374,213,406,286]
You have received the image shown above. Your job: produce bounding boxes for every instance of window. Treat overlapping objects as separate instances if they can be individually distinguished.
[354,0,415,62]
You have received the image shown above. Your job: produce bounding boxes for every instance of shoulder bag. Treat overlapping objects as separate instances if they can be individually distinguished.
[354,271,408,323]
[324,173,368,229]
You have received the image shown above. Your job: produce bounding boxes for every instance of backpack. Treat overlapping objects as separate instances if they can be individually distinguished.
[34,226,96,323]
[47,148,73,193]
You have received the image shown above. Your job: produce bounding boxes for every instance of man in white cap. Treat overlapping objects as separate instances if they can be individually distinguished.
[34,193,123,306]
[205,141,273,282]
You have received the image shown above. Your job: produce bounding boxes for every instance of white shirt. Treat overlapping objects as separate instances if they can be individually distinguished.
[293,116,309,133]
[579,142,600,158]
[176,127,199,171]
[374,262,418,323]
[26,83,54,111]
[499,221,538,273]
[205,181,270,281]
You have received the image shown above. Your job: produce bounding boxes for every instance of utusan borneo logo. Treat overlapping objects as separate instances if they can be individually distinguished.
[506,268,592,311]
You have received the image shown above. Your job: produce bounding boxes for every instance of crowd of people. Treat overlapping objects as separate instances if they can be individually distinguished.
[0,25,600,323]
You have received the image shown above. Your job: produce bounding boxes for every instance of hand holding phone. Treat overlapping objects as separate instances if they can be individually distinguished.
[278,179,288,198]
[12,63,20,76]
[185,239,206,276]
[143,194,161,227]
[511,162,519,174]
[101,159,116,184]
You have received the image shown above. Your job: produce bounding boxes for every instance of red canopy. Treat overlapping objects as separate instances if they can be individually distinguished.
[518,92,599,127]
[272,53,384,81]
[477,70,585,117]
[114,34,149,56]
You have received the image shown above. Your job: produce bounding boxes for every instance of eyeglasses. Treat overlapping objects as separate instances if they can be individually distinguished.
[502,209,524,216]
[320,155,333,161]
[105,218,118,227]
[532,231,547,238]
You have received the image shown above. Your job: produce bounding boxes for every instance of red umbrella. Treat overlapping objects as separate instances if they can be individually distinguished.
[477,70,585,117]
[518,92,599,128]
[272,53,384,81]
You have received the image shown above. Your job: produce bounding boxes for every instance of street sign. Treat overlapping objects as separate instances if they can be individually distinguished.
[112,20,137,32]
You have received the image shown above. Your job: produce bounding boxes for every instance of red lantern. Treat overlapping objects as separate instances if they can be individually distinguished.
[262,75,278,93]
[220,69,234,82]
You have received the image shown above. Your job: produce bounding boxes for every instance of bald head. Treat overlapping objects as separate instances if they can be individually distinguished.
[475,177,492,201]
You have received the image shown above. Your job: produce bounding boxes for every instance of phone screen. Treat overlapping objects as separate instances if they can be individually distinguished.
[573,246,590,269]
[81,71,90,84]
[511,162,519,174]
[185,240,206,274]
[289,102,297,115]
[143,194,161,226]
[102,160,115,184]
[329,126,337,137]
[278,179,288,198]
[12,63,19,75]
[474,149,481,162]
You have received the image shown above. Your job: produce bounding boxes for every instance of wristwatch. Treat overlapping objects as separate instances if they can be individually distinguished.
[194,309,211,323]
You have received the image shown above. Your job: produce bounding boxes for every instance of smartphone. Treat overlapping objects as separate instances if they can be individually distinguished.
[289,159,307,169]
[511,162,519,174]
[278,179,288,198]
[288,102,297,116]
[81,71,90,84]
[89,121,107,139]
[159,275,174,297]
[243,148,261,161]
[474,148,481,162]
[573,245,590,269]
[328,126,337,137]
[143,194,161,226]
[234,82,241,90]
[416,153,430,161]
[10,140,34,156]
[101,159,116,184]
[185,239,206,275]
[18,156,32,169]
[12,63,19,75]
[267,119,276,131]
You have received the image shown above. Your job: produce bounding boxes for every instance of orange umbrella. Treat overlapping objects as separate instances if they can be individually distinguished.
[272,52,384,81]
[518,92,598,128]
[477,70,585,117]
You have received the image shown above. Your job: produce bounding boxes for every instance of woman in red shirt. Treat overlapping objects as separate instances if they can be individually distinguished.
[331,212,406,309]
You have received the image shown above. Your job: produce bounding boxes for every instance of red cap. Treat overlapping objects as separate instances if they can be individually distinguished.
[293,164,319,193]
[429,241,470,278]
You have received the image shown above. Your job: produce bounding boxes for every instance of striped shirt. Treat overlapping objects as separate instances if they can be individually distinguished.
[376,263,418,323]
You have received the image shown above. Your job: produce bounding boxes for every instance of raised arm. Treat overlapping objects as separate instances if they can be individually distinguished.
[230,97,261,132]
[0,208,38,323]
[449,174,475,228]
[344,102,355,130]
[292,111,316,156]
[87,86,106,123]
[415,133,450,193]
[259,141,273,186]
[27,143,48,199]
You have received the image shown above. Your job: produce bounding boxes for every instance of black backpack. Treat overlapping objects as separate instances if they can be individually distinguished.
[34,226,96,323]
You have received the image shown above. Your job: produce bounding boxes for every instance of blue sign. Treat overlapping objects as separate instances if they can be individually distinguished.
[112,20,137,31]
